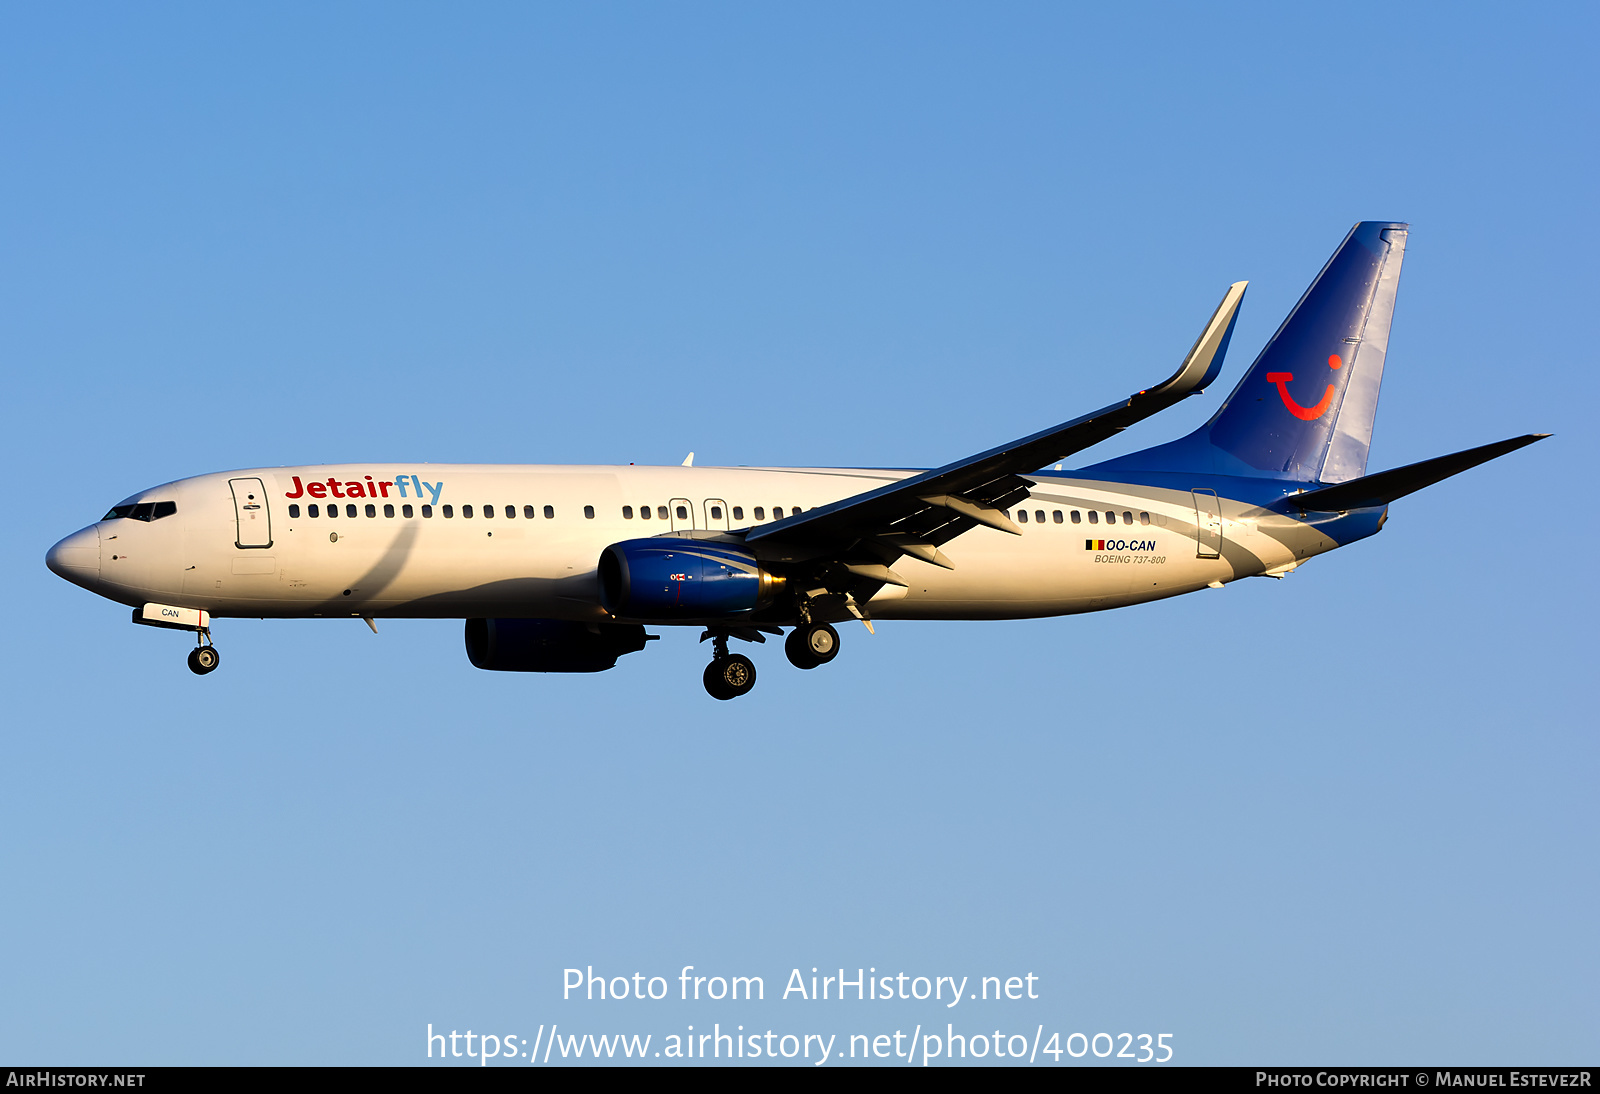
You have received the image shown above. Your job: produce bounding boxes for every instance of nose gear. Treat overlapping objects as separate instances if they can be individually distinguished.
[186,630,220,675]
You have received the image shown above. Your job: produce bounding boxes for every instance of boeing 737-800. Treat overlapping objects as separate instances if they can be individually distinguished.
[46,222,1545,698]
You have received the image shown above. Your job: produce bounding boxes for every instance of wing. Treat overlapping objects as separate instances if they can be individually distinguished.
[744,281,1248,580]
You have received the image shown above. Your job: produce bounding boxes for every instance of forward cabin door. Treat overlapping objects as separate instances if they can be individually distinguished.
[1191,488,1222,558]
[668,497,695,534]
[230,477,273,548]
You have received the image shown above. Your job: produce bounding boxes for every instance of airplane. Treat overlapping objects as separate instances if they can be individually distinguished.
[46,222,1546,699]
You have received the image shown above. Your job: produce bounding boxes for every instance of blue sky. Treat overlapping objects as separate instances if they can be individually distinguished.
[3,2,1595,1065]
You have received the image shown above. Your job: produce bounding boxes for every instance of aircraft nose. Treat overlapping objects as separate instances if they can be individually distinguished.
[46,526,101,588]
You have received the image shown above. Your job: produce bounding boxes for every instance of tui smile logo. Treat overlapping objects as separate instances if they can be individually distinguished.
[1266,353,1343,421]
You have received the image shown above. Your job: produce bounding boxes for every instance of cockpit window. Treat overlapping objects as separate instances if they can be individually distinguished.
[103,500,177,522]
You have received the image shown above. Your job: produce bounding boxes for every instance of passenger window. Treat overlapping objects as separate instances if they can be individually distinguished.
[732,506,743,520]
[710,505,722,520]
[442,505,453,518]
[1088,511,1098,524]
[675,505,687,520]
[365,504,377,518]
[524,505,536,519]
[622,506,633,519]
[639,505,651,520]
[1071,510,1081,524]
[326,504,338,519]
[1123,511,1133,524]
[754,507,765,520]
[655,506,666,519]
[384,504,395,518]
[773,507,784,518]
[403,504,414,518]
[464,505,474,518]
[1104,511,1115,524]
[152,501,177,520]
[422,505,433,518]
[347,504,358,518]
[1140,511,1150,526]
[1017,510,1028,523]
[585,505,596,519]
[1036,510,1046,523]
[1053,510,1064,524]
[308,504,320,518]
[288,504,301,518]
[482,504,493,518]
[540,505,552,519]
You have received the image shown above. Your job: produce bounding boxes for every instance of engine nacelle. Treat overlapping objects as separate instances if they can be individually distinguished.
[465,618,652,673]
[598,539,783,620]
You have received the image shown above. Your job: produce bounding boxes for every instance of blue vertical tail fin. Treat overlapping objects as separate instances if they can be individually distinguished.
[1086,221,1408,483]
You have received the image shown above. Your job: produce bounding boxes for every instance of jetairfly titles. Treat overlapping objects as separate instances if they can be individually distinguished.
[47,223,1547,698]
[284,474,446,508]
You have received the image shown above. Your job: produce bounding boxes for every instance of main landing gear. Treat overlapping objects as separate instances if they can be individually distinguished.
[187,634,220,675]
[700,621,844,699]
[703,632,756,700]
[784,622,840,670]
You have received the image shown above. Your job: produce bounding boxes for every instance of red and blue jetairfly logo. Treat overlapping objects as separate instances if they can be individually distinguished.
[284,474,444,506]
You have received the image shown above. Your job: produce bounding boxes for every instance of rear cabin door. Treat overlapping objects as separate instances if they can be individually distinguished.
[668,497,695,534]
[703,498,729,531]
[230,477,273,548]
[1191,488,1222,558]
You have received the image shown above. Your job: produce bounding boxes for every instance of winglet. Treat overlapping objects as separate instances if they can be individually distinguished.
[682,452,695,467]
[1141,281,1248,401]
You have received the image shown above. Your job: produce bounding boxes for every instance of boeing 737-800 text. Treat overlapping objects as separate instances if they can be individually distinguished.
[46,223,1546,698]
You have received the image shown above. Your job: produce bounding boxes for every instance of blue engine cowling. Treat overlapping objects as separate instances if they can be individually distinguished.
[465,618,652,672]
[598,539,783,620]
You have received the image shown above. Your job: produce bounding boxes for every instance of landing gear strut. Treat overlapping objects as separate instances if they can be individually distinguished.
[703,632,757,700]
[187,633,220,675]
[785,621,840,670]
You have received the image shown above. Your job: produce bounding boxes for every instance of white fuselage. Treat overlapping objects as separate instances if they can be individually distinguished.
[55,463,1338,623]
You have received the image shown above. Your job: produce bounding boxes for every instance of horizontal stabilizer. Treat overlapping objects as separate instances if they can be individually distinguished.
[1289,434,1549,511]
